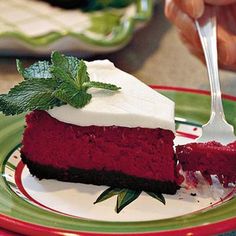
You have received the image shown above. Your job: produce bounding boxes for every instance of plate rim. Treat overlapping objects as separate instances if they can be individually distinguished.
[0,85,235,235]
[0,213,236,236]
[0,0,153,49]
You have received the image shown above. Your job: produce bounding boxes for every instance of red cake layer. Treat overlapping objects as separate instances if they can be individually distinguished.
[21,111,177,183]
[176,141,236,186]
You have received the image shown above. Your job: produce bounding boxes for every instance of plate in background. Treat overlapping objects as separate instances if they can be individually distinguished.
[0,0,153,56]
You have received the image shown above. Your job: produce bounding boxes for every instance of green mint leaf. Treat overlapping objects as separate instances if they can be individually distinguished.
[0,79,61,116]
[16,59,24,77]
[51,51,80,79]
[76,60,90,87]
[145,192,166,205]
[83,81,121,91]
[51,51,69,70]
[116,189,141,213]
[51,66,74,83]
[66,56,80,79]
[53,82,92,108]
[94,187,122,204]
[21,61,52,79]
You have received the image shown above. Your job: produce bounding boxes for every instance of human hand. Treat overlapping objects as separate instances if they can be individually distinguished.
[165,0,236,71]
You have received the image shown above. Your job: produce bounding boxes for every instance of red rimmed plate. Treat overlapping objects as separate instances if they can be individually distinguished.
[0,86,235,236]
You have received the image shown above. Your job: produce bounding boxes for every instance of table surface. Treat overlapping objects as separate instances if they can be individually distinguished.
[0,3,235,236]
[0,3,235,95]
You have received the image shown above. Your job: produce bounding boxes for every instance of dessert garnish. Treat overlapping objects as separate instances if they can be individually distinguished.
[94,187,165,213]
[0,51,120,116]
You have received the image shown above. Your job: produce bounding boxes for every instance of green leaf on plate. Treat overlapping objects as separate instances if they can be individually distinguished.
[66,56,80,79]
[16,59,24,77]
[94,187,122,204]
[21,61,52,79]
[51,51,80,79]
[51,65,74,83]
[76,60,90,87]
[145,191,166,205]
[94,187,166,213]
[51,51,69,69]
[83,81,121,91]
[116,189,141,213]
[53,82,92,108]
[0,78,61,115]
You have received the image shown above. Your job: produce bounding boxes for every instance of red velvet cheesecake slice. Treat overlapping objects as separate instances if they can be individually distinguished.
[176,141,236,186]
[0,54,180,195]
[18,58,180,194]
[21,110,179,194]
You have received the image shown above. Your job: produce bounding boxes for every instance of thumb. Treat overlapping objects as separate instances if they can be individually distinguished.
[174,0,204,18]
[205,0,236,5]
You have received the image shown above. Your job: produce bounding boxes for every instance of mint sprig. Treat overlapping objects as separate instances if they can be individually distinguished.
[17,60,52,79]
[0,79,62,116]
[0,51,121,116]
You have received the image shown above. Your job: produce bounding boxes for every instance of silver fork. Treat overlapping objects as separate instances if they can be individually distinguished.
[195,12,236,145]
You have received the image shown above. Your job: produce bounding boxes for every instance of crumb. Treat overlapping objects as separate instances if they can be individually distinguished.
[178,197,183,200]
[190,193,197,196]
[210,202,212,204]
[197,200,200,203]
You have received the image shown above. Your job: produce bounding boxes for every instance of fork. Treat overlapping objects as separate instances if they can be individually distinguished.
[195,11,236,145]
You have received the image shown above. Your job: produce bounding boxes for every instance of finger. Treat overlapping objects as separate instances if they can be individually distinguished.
[205,0,236,5]
[165,0,196,37]
[217,26,236,66]
[181,32,236,71]
[165,0,192,32]
[180,25,236,70]
[217,5,236,34]
[220,63,236,71]
[179,32,202,54]
[174,0,204,18]
[179,32,205,63]
[197,5,236,67]
[165,0,201,49]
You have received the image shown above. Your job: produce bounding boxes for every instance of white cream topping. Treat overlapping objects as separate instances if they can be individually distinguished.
[47,60,175,131]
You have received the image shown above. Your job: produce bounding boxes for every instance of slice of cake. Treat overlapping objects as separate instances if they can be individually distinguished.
[176,141,236,187]
[0,52,180,194]
[20,59,179,194]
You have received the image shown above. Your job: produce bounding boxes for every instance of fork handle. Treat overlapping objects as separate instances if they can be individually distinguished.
[195,12,225,121]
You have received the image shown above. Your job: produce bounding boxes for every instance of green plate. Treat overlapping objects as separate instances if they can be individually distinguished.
[0,0,153,56]
[0,86,235,236]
